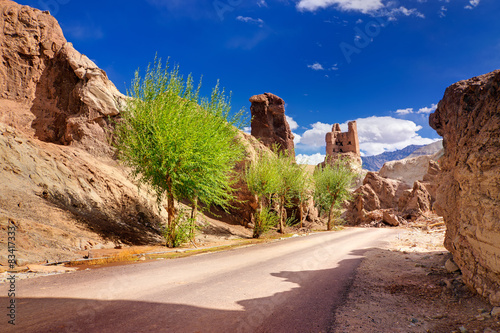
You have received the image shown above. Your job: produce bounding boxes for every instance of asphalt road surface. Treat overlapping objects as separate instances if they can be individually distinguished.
[2,228,400,333]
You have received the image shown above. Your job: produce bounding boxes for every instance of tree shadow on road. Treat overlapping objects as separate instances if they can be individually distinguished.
[2,249,373,333]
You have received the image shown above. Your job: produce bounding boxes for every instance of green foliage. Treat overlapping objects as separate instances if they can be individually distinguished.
[162,210,198,247]
[285,211,299,227]
[313,159,357,229]
[114,57,246,246]
[245,149,281,205]
[245,145,313,235]
[253,207,279,238]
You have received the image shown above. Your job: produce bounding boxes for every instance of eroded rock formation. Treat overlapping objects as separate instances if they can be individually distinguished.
[249,92,295,157]
[0,0,126,156]
[346,172,410,225]
[346,159,439,226]
[429,69,500,305]
[0,2,152,264]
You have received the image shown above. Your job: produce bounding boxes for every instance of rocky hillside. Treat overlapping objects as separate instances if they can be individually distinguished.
[407,140,443,158]
[430,69,500,306]
[0,1,269,265]
[379,149,443,187]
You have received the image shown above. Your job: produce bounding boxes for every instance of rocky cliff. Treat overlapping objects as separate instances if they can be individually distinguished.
[0,1,262,264]
[429,69,500,305]
[0,0,127,157]
[249,93,295,157]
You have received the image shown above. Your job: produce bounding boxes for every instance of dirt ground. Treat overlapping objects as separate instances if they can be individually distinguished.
[334,227,500,333]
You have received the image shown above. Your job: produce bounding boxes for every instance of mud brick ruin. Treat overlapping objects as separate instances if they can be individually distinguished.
[325,121,360,157]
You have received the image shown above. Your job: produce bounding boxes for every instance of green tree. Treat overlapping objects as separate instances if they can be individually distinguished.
[245,146,311,236]
[274,149,303,233]
[290,165,312,228]
[245,149,280,237]
[114,58,246,247]
[313,159,357,230]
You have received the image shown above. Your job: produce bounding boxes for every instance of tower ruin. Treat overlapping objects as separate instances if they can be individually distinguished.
[325,121,360,157]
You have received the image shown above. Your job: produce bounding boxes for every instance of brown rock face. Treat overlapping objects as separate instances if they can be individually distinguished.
[429,69,500,305]
[346,172,410,225]
[0,1,126,156]
[249,93,294,156]
[346,161,438,226]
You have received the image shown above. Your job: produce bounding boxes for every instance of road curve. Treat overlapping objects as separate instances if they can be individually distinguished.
[2,228,399,333]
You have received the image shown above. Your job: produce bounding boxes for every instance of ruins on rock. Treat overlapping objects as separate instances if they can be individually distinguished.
[322,120,362,172]
[325,121,360,156]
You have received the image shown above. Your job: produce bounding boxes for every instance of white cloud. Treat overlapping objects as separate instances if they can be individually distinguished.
[236,16,264,27]
[356,18,364,24]
[293,133,302,145]
[295,116,437,156]
[307,62,325,70]
[286,116,299,130]
[385,6,425,19]
[299,121,333,147]
[296,153,325,165]
[355,116,437,155]
[395,108,414,115]
[417,103,437,114]
[438,5,447,18]
[465,0,480,9]
[243,126,251,134]
[296,0,385,14]
[257,0,268,7]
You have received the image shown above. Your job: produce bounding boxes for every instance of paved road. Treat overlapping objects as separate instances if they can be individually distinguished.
[2,228,399,333]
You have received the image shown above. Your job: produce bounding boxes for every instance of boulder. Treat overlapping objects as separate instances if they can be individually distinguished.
[346,165,438,225]
[429,69,500,305]
[249,92,295,157]
[399,181,432,218]
[346,172,410,225]
[382,210,400,227]
[363,172,409,209]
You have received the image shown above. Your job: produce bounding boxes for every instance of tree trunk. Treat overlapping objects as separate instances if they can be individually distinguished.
[166,192,176,246]
[253,195,264,238]
[166,177,177,247]
[190,196,198,241]
[327,202,335,231]
[279,196,285,234]
[298,200,303,228]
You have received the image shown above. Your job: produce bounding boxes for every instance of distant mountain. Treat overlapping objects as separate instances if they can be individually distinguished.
[407,140,443,158]
[361,144,426,171]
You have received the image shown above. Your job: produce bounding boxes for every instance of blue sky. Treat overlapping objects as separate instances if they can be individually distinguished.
[22,0,500,163]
